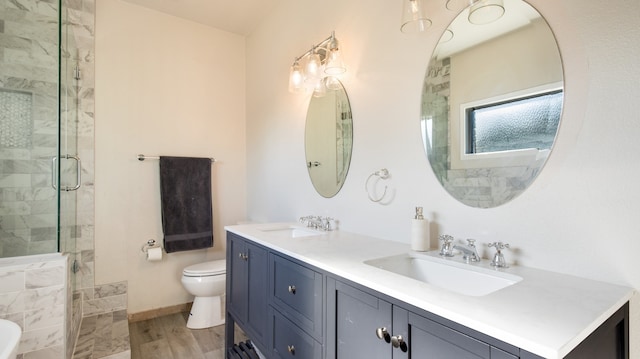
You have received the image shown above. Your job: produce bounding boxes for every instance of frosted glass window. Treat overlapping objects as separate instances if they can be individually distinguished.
[466,90,562,154]
[0,90,33,149]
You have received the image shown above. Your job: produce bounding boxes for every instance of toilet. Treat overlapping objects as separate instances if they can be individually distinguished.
[181,259,226,329]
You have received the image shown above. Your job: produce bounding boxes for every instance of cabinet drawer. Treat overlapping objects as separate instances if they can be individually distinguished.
[271,254,323,339]
[270,308,322,359]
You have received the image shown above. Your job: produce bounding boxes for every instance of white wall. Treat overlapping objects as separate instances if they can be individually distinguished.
[94,0,246,313]
[246,0,639,355]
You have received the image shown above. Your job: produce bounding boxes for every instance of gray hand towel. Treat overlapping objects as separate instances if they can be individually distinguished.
[159,156,213,253]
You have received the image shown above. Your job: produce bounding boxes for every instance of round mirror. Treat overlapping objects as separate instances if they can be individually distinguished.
[421,0,563,208]
[305,80,353,198]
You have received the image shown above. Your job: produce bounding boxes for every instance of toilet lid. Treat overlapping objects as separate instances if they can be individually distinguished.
[183,260,226,276]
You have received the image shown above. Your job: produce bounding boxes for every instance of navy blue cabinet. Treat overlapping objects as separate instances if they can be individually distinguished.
[327,278,502,359]
[226,232,629,359]
[268,254,324,358]
[269,307,323,359]
[326,279,393,359]
[406,310,492,358]
[270,254,323,340]
[226,233,269,351]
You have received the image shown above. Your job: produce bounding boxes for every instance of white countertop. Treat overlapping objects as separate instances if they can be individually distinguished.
[225,223,634,359]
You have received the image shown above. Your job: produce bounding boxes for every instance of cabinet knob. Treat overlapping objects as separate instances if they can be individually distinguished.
[238,253,248,261]
[391,335,408,352]
[288,285,296,294]
[287,345,296,355]
[375,327,391,343]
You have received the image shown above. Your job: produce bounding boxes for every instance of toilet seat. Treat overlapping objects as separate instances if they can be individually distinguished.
[183,260,226,277]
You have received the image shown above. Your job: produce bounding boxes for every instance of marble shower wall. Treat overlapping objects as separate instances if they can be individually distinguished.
[0,0,60,258]
[0,253,68,358]
[1,0,97,357]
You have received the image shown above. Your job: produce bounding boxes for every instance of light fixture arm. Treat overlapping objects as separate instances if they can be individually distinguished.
[288,31,346,94]
[291,31,337,65]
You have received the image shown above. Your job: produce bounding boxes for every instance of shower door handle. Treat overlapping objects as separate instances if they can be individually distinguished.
[51,155,82,191]
[66,155,81,191]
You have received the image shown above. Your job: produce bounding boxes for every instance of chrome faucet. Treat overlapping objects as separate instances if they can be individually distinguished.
[438,235,455,257]
[488,242,510,268]
[299,215,334,231]
[454,239,481,263]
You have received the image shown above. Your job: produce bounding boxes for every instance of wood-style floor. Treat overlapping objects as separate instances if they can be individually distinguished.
[129,312,247,359]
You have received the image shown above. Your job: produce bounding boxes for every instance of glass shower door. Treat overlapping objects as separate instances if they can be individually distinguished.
[58,4,80,282]
[0,0,65,258]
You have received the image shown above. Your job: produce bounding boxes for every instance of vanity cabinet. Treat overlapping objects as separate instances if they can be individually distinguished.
[225,231,629,359]
[326,278,519,359]
[226,232,269,350]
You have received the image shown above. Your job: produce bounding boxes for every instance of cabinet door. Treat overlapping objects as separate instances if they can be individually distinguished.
[327,279,393,359]
[227,233,248,323]
[246,241,268,346]
[227,234,269,350]
[407,311,491,358]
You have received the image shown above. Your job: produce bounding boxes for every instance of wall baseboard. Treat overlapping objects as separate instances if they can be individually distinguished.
[128,302,193,322]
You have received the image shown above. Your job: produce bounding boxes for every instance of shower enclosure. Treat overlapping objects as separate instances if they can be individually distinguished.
[0,0,79,281]
[0,1,97,356]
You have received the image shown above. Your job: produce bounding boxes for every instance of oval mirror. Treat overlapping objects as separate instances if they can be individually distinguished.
[421,0,563,208]
[305,80,353,198]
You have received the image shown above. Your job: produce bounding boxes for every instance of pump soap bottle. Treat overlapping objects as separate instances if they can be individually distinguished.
[411,207,429,252]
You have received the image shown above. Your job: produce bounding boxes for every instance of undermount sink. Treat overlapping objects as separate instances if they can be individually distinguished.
[257,225,325,238]
[364,252,522,296]
[0,319,21,359]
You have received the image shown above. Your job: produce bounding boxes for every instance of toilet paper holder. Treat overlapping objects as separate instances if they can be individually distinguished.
[141,239,161,253]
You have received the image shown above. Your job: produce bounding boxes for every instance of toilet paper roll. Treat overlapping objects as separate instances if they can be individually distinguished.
[146,247,163,261]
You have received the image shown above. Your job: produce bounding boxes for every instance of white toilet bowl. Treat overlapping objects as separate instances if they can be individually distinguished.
[181,259,226,329]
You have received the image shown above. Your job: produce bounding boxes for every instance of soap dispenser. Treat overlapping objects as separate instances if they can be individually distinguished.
[411,207,429,252]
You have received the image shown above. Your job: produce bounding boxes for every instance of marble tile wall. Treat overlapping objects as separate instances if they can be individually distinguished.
[444,166,540,208]
[0,253,67,358]
[421,57,451,184]
[1,0,99,357]
[73,309,131,359]
[83,281,128,317]
[0,0,61,258]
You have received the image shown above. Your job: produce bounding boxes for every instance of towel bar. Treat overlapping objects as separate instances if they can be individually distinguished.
[137,154,216,163]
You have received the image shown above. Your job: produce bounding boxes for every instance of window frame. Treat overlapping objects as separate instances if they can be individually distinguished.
[458,82,563,166]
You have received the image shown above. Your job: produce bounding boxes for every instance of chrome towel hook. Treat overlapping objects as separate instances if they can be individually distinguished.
[365,168,390,202]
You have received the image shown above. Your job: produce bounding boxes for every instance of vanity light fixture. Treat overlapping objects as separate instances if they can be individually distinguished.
[468,0,505,25]
[400,0,432,33]
[288,60,304,93]
[288,31,347,96]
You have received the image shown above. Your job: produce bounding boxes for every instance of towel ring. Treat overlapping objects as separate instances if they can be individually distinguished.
[365,168,390,202]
